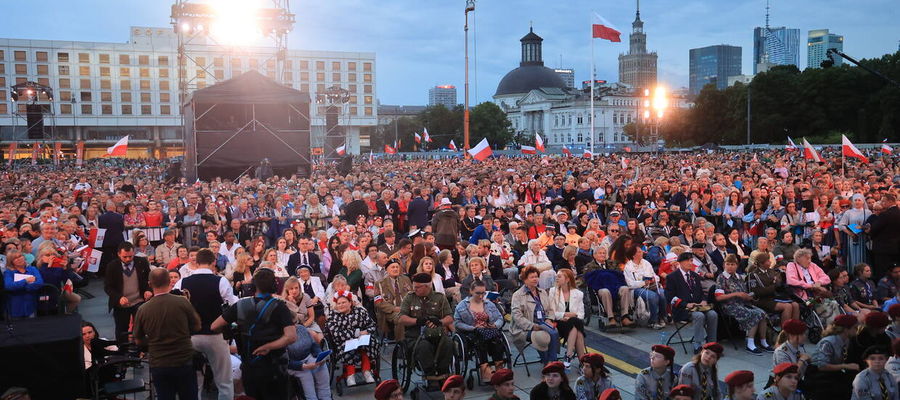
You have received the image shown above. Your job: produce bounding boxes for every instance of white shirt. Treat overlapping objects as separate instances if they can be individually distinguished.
[219,243,242,264]
[624,259,659,289]
[173,268,239,305]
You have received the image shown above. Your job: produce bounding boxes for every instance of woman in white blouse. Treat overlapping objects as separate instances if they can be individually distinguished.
[275,237,295,269]
[623,247,667,329]
[548,268,586,367]
[416,256,445,294]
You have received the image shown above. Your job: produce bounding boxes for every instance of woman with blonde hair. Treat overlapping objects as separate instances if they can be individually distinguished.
[262,248,289,278]
[279,276,320,337]
[436,249,461,303]
[339,250,364,295]
[549,268,586,367]
[416,256,445,294]
[229,253,254,295]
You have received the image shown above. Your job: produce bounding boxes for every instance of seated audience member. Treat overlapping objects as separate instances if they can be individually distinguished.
[786,248,840,325]
[747,252,800,322]
[722,370,755,400]
[285,323,331,400]
[583,249,633,327]
[846,311,892,370]
[517,239,555,290]
[325,290,379,386]
[666,253,718,353]
[876,264,900,305]
[714,254,771,354]
[510,266,559,365]
[459,256,498,298]
[624,247,666,330]
[454,280,505,383]
[36,246,81,313]
[849,263,882,314]
[548,268,586,367]
[829,267,872,321]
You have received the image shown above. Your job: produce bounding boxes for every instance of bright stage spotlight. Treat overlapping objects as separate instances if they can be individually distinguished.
[209,0,264,46]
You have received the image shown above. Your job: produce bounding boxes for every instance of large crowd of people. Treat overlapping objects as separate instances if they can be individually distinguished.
[0,147,898,400]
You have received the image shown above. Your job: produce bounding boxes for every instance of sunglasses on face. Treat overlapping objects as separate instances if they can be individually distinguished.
[472,291,486,295]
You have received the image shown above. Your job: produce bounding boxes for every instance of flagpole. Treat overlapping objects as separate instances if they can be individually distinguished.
[589,12,595,157]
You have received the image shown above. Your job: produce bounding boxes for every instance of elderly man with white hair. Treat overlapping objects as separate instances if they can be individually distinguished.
[517,239,555,289]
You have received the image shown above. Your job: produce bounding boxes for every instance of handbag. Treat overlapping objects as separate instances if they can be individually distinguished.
[474,327,502,341]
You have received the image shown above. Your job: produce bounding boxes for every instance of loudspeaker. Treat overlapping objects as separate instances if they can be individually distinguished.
[337,155,353,176]
[26,104,45,139]
[0,314,84,399]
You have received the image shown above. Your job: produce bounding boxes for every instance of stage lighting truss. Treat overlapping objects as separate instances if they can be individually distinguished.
[170,0,295,105]
[9,81,54,103]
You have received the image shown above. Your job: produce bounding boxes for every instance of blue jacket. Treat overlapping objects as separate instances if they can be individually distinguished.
[286,325,322,370]
[584,269,627,302]
[454,297,504,332]
[4,267,45,318]
[468,225,495,245]
[664,269,707,322]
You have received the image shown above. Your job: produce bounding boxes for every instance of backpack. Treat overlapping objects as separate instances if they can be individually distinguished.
[646,246,664,269]
[235,296,280,356]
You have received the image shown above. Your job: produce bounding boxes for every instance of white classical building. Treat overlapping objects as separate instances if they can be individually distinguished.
[0,26,376,157]
[493,28,688,149]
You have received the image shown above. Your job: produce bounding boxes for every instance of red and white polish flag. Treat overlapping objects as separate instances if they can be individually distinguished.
[842,135,868,163]
[521,145,536,155]
[423,128,432,143]
[105,135,129,157]
[562,146,572,157]
[384,144,398,154]
[583,149,593,159]
[467,138,493,161]
[882,141,893,155]
[336,144,346,156]
[449,140,458,151]
[786,137,798,151]
[535,134,545,152]
[592,13,621,42]
[414,132,422,144]
[802,138,821,163]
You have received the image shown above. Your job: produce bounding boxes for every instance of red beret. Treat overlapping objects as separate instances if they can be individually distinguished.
[542,361,565,375]
[651,344,675,362]
[581,353,606,368]
[491,368,514,386]
[773,362,799,376]
[781,319,808,335]
[702,342,724,356]
[670,384,695,397]
[724,370,754,387]
[865,311,890,329]
[441,375,464,392]
[889,304,900,319]
[834,313,858,329]
[598,388,621,400]
[374,379,401,400]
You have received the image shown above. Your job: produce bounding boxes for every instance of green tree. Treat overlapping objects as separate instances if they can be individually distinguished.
[469,102,514,148]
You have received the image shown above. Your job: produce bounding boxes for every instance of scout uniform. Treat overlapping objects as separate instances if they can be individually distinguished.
[679,343,725,400]
[489,369,520,400]
[852,346,899,400]
[574,353,615,400]
[757,363,804,400]
[723,370,754,400]
[634,344,676,400]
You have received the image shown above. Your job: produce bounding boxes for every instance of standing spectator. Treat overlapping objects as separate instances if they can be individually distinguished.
[173,249,238,400]
[869,193,900,282]
[104,242,152,343]
[406,188,430,231]
[838,194,871,271]
[212,268,297,399]
[431,199,460,251]
[666,253,718,354]
[98,201,125,273]
[133,268,201,400]
[2,249,43,318]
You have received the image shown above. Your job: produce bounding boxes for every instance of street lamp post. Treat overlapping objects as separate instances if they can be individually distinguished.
[464,0,475,155]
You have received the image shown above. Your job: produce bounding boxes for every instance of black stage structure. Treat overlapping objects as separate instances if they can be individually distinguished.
[183,71,311,181]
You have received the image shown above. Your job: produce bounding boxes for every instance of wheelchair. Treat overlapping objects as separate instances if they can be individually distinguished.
[322,325,382,396]
[451,329,514,389]
[87,337,154,400]
[391,327,463,393]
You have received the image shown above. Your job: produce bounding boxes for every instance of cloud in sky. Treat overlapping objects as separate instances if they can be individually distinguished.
[1,0,897,105]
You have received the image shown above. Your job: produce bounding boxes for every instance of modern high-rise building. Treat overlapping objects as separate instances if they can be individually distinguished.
[753,26,800,73]
[689,45,742,95]
[428,85,457,109]
[0,26,377,157]
[618,1,657,91]
[554,68,575,89]
[807,29,843,69]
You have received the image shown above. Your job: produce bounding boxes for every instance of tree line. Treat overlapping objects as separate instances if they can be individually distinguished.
[626,50,900,147]
[374,102,514,152]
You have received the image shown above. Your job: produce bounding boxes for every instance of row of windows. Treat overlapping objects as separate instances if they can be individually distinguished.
[0,49,373,72]
[0,100,375,118]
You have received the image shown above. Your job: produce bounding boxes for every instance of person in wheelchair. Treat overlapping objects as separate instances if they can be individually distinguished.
[398,272,454,391]
[326,290,379,387]
[454,280,506,383]
[583,246,634,328]
[374,259,412,341]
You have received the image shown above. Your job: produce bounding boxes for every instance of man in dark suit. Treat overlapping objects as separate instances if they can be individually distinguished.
[708,233,734,272]
[376,190,401,228]
[406,188,430,231]
[378,230,398,255]
[869,193,900,282]
[98,201,126,275]
[343,191,369,225]
[665,252,717,354]
[286,237,321,276]
[104,241,152,343]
